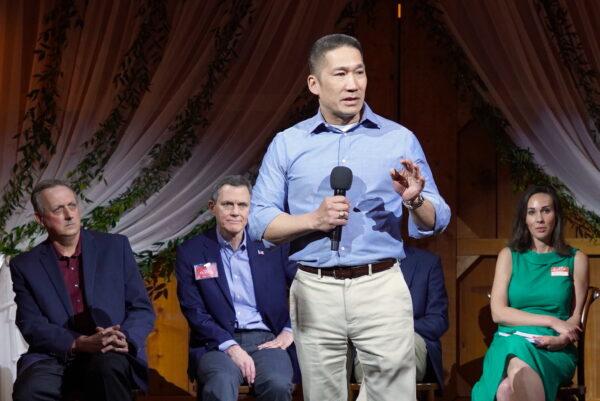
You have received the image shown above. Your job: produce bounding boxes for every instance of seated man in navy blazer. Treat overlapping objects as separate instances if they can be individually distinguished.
[10,179,155,401]
[353,246,449,398]
[176,175,298,401]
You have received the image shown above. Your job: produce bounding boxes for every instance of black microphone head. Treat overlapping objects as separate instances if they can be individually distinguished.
[330,166,353,191]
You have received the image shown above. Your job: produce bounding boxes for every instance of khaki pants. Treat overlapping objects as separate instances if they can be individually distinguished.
[290,263,416,401]
[353,333,427,401]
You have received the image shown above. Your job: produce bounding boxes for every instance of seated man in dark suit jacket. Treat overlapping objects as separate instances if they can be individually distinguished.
[175,175,299,401]
[353,246,449,399]
[10,179,155,401]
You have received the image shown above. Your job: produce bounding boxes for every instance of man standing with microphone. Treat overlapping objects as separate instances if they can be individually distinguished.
[249,34,450,401]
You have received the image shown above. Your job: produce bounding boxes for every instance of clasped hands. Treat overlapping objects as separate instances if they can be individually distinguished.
[225,330,293,385]
[312,159,425,232]
[73,325,129,354]
[532,317,581,351]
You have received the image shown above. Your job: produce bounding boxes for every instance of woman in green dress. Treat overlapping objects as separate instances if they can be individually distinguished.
[471,186,589,401]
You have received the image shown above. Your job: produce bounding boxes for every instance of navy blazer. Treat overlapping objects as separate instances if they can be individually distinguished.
[9,229,156,391]
[401,246,449,388]
[175,228,299,382]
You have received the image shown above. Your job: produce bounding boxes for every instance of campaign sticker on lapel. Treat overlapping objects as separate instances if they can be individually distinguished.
[194,262,218,280]
[551,266,569,277]
[257,249,265,255]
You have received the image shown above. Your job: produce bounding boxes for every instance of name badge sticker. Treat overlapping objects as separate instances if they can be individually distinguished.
[550,266,569,277]
[194,262,219,280]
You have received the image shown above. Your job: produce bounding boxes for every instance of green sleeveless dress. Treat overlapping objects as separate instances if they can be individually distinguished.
[471,249,577,401]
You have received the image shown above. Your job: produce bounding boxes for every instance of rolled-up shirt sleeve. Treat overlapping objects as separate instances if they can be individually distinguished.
[405,132,451,238]
[249,133,288,242]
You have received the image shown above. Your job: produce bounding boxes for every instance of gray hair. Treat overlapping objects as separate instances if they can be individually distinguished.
[209,175,252,202]
[31,179,77,214]
[308,33,363,75]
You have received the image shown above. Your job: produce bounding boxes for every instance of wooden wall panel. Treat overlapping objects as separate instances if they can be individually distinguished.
[146,279,192,395]
[399,4,461,397]
[585,257,600,400]
[457,120,497,239]
[357,1,398,121]
[455,117,497,399]
[456,258,495,397]
[496,166,520,238]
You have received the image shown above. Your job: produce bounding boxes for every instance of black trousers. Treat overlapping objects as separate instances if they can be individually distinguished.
[13,353,135,401]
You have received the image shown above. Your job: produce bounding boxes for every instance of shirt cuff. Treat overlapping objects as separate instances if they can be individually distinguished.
[218,340,238,352]
[282,327,293,333]
[408,194,450,238]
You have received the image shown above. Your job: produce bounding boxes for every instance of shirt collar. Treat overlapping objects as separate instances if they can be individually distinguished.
[51,234,82,260]
[308,103,381,134]
[216,228,247,251]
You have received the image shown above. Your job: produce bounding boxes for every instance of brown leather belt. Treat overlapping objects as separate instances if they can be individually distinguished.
[298,259,396,280]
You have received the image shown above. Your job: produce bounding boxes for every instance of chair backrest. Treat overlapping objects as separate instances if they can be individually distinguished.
[575,286,600,386]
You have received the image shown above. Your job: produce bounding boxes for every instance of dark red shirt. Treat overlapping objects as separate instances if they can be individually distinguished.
[52,238,94,334]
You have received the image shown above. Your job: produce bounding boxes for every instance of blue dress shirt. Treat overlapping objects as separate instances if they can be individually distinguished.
[216,230,270,351]
[249,104,450,267]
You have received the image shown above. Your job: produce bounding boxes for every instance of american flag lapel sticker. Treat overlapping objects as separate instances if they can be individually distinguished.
[194,262,219,280]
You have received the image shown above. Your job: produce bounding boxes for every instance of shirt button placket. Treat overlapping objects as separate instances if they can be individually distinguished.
[339,131,350,166]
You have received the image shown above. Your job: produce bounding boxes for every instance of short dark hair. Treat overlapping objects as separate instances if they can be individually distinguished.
[209,175,252,202]
[308,34,363,75]
[31,179,77,214]
[508,185,570,256]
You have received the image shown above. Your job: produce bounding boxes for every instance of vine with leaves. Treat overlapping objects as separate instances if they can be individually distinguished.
[415,0,600,239]
[1,0,254,258]
[0,0,170,255]
[0,0,84,240]
[69,0,170,196]
[84,0,254,236]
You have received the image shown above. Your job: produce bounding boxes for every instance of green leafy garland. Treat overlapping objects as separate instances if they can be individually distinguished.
[537,0,600,147]
[0,0,84,238]
[1,0,254,257]
[69,0,170,197]
[415,0,600,239]
[84,0,254,233]
[0,0,170,254]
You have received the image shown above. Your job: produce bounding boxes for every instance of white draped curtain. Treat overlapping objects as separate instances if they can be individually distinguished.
[0,254,28,401]
[0,0,350,252]
[440,0,600,215]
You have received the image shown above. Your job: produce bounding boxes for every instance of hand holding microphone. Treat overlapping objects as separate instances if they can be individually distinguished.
[310,166,353,251]
[329,166,353,251]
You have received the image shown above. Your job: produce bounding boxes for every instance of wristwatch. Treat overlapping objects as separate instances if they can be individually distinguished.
[402,194,425,210]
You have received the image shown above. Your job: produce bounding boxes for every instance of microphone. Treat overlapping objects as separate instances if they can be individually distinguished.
[330,166,353,251]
